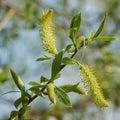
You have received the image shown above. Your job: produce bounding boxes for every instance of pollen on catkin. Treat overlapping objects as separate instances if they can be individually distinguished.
[79,64,109,107]
[40,9,58,54]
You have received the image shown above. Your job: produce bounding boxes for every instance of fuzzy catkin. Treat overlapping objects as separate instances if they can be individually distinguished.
[40,9,58,54]
[79,64,109,107]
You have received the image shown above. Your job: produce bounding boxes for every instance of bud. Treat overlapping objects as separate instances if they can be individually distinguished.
[10,69,25,90]
[47,83,56,104]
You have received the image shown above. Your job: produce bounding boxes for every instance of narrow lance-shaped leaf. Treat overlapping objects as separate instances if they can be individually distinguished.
[62,57,76,65]
[10,110,19,119]
[36,55,54,61]
[60,83,87,95]
[51,73,61,81]
[65,44,73,53]
[51,51,63,78]
[92,36,117,41]
[55,86,72,107]
[68,12,81,46]
[14,97,22,109]
[40,76,49,83]
[28,81,42,87]
[93,15,106,38]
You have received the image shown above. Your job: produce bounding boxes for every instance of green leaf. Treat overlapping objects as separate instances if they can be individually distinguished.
[76,36,85,48]
[93,15,106,38]
[89,31,94,38]
[14,97,22,108]
[62,57,76,65]
[65,44,73,53]
[86,31,94,44]
[93,36,117,41]
[40,76,49,83]
[36,55,53,61]
[28,81,41,86]
[10,110,19,119]
[60,83,79,92]
[51,73,61,81]
[29,87,42,96]
[68,12,81,44]
[21,90,29,109]
[51,51,63,78]
[60,83,87,95]
[55,86,72,107]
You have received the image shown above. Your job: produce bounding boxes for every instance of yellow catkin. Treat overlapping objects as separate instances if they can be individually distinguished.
[40,9,58,54]
[79,64,109,107]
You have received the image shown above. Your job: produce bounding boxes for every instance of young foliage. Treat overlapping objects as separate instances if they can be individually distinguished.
[92,36,117,41]
[68,12,81,47]
[40,76,49,83]
[14,97,22,108]
[51,51,63,79]
[21,90,29,109]
[28,81,42,87]
[76,36,85,49]
[59,83,87,95]
[55,86,72,107]
[10,111,19,119]
[36,55,54,61]
[62,57,76,65]
[93,15,106,38]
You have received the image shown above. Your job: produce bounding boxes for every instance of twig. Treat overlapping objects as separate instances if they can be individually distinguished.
[0,9,15,31]
[8,40,85,119]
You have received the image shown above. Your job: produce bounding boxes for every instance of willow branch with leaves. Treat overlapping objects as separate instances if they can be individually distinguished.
[8,9,116,120]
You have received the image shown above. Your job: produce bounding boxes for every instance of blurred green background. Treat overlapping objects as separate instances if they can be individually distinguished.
[0,0,120,120]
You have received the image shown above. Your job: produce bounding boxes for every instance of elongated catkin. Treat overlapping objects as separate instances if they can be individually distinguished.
[79,64,109,107]
[40,9,58,54]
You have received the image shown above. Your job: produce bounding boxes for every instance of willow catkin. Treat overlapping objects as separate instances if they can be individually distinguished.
[79,64,109,107]
[40,9,58,54]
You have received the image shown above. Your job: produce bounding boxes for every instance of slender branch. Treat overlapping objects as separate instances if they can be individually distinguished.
[61,44,83,67]
[0,9,15,31]
[1,1,25,20]
[23,96,91,117]
[8,43,84,119]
